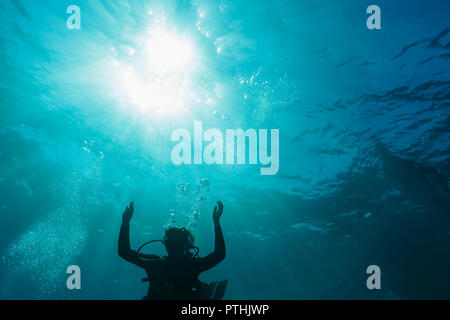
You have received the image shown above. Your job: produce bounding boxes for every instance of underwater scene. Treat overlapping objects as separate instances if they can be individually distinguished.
[0,0,449,300]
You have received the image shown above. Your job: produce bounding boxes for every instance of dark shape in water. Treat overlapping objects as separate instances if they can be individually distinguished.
[327,144,449,299]
[376,144,449,216]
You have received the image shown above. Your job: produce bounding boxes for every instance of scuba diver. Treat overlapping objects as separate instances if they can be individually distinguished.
[118,200,227,300]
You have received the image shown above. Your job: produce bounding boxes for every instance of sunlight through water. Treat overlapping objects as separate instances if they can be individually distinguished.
[116,17,198,117]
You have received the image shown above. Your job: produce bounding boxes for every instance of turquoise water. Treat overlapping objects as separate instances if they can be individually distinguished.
[0,0,449,299]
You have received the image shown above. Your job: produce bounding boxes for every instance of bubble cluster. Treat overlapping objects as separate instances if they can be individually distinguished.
[1,169,96,299]
[2,208,86,298]
[166,178,210,230]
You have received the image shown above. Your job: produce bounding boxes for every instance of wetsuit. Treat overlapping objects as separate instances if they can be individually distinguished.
[118,221,225,299]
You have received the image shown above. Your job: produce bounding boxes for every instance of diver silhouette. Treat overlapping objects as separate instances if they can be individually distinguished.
[118,200,227,300]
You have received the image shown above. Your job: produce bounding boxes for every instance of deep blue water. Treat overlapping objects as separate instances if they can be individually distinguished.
[0,0,449,299]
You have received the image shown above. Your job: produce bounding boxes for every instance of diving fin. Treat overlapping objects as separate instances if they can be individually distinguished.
[212,280,228,300]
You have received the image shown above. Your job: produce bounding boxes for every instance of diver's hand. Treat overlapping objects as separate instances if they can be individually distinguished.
[213,200,223,224]
[122,201,134,224]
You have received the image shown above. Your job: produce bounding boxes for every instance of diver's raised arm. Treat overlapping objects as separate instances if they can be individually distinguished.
[118,202,148,268]
[213,200,225,260]
[195,201,226,272]
[118,201,134,258]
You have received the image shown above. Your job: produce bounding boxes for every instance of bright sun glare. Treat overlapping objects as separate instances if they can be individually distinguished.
[146,29,194,75]
[117,24,197,116]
